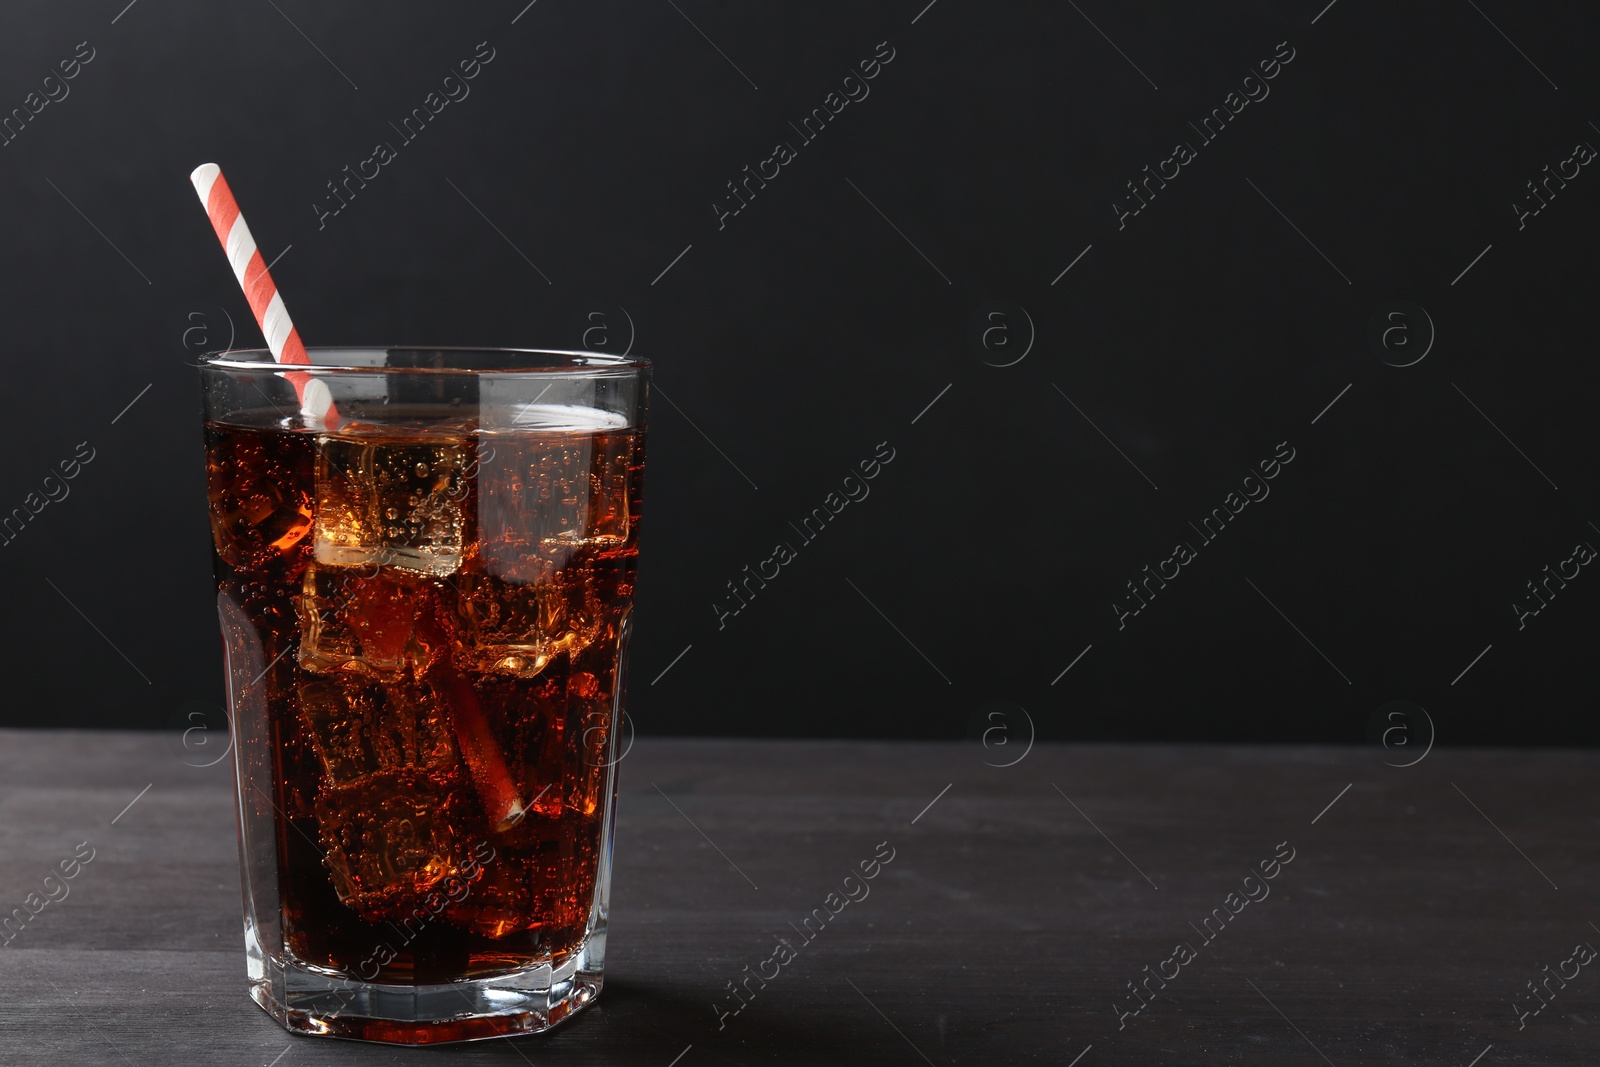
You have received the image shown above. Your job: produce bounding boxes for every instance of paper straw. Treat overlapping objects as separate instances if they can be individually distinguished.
[417,610,528,832]
[189,164,531,834]
[189,163,337,427]
[434,662,528,832]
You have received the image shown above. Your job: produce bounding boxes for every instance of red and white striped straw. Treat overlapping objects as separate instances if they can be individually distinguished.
[189,163,337,427]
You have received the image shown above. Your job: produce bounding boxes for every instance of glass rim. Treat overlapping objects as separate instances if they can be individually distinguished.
[203,345,651,375]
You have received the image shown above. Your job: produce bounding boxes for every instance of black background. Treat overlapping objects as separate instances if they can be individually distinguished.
[1,0,1595,745]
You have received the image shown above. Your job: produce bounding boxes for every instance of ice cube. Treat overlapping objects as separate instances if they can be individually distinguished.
[314,428,470,577]
[297,676,456,786]
[441,813,598,940]
[316,771,470,917]
[452,568,606,679]
[296,677,474,918]
[475,418,636,581]
[469,670,568,820]
[297,562,428,679]
[205,425,314,572]
[537,621,626,819]
[439,854,532,939]
[567,649,623,818]
[431,667,528,832]
[453,572,568,678]
[468,633,619,822]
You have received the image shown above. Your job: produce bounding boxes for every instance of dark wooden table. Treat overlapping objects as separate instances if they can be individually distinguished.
[2,731,1596,1065]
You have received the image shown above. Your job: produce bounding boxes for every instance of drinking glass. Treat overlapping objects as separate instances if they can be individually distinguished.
[199,347,648,1043]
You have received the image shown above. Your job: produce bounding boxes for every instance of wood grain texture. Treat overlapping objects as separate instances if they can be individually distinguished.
[0,730,1596,1065]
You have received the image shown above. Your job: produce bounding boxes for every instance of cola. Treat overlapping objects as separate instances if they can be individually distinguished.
[205,405,642,987]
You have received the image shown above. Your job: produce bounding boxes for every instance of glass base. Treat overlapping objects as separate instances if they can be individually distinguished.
[245,926,605,1045]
